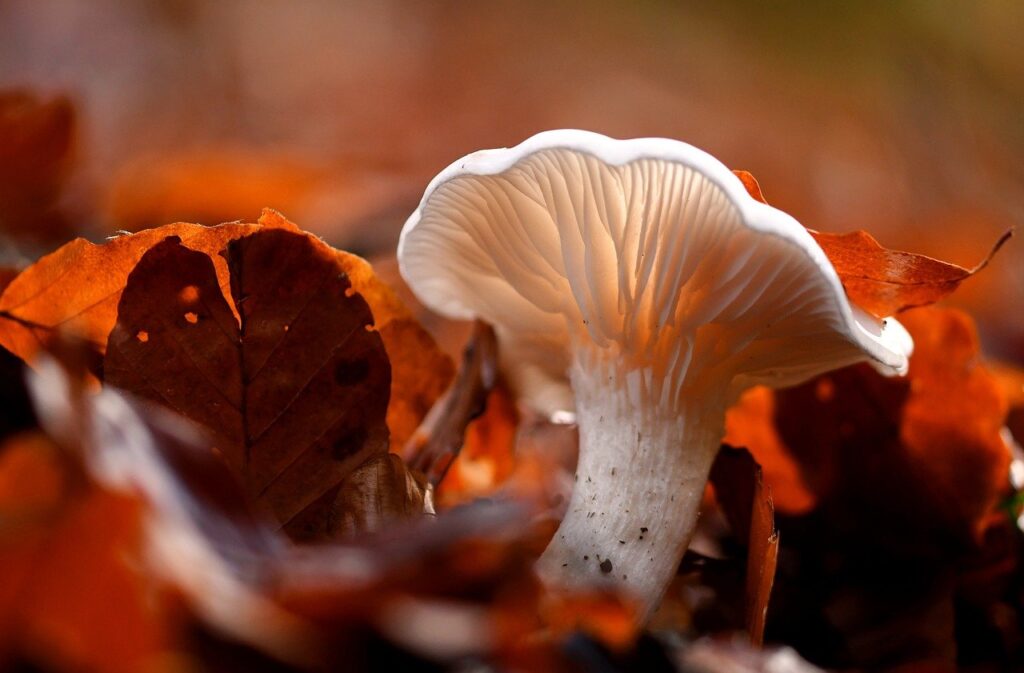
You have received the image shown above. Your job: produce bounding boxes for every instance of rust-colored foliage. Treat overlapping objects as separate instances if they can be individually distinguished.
[733,169,1012,318]
[405,320,499,484]
[708,447,779,646]
[104,230,394,535]
[769,307,1010,542]
[258,210,454,452]
[718,307,1013,669]
[0,114,1017,669]
[808,229,1011,319]
[437,385,520,507]
[0,218,288,362]
[0,209,451,454]
[286,452,430,542]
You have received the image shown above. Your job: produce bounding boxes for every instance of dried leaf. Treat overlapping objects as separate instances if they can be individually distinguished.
[0,215,296,363]
[286,452,432,542]
[896,308,1011,539]
[244,210,454,452]
[404,320,499,484]
[709,446,779,646]
[772,307,1010,542]
[540,591,641,651]
[727,308,1012,669]
[732,170,1013,318]
[807,229,1012,319]
[0,208,451,452]
[104,230,391,533]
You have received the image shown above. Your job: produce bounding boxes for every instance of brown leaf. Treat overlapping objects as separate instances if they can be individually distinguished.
[726,308,1012,669]
[807,229,1012,319]
[0,208,451,452]
[709,446,779,646]
[774,307,1010,543]
[254,210,454,452]
[0,214,296,363]
[540,590,641,651]
[285,452,431,542]
[732,169,1013,318]
[104,230,391,533]
[403,320,499,484]
[896,308,1011,539]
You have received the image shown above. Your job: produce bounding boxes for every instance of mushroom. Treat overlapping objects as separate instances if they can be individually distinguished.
[398,130,912,619]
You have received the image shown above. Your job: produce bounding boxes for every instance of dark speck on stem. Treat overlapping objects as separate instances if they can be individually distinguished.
[600,559,613,574]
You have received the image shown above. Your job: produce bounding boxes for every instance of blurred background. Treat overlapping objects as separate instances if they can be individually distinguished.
[1,0,1021,362]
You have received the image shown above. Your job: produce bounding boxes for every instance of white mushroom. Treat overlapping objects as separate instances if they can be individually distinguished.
[398,130,912,620]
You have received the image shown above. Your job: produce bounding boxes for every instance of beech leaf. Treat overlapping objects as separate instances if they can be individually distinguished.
[0,216,296,363]
[104,230,391,531]
[732,169,1013,318]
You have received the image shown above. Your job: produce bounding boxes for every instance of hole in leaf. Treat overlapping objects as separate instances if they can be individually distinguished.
[816,377,835,402]
[179,285,200,303]
[135,330,149,343]
[184,312,199,324]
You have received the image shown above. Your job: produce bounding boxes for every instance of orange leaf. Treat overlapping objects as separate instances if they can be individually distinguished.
[732,169,1013,318]
[540,590,641,651]
[808,229,1012,319]
[0,216,296,362]
[0,209,451,451]
[765,307,1010,542]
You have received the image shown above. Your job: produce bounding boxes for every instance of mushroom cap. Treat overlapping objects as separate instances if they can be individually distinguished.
[399,130,912,417]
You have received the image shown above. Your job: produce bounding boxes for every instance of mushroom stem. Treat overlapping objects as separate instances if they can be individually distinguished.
[535,358,725,620]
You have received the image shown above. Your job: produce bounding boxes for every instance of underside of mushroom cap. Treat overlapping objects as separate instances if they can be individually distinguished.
[399,130,912,417]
